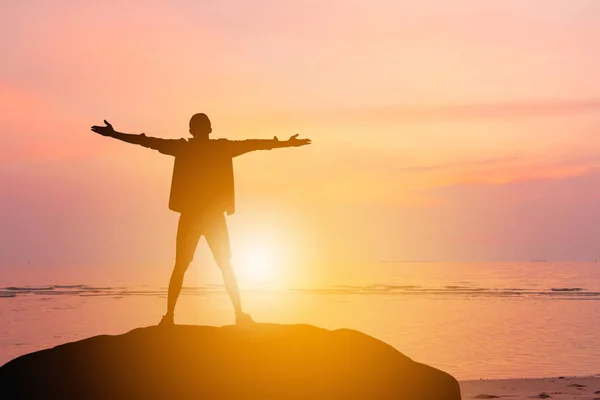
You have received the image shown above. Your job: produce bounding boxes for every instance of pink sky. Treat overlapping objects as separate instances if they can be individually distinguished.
[2,1,600,284]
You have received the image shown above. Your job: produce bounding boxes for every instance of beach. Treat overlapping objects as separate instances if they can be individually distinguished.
[4,0,600,395]
[2,262,600,383]
[460,376,600,400]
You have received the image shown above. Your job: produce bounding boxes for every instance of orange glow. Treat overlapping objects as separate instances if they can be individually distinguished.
[3,1,600,273]
[234,237,282,285]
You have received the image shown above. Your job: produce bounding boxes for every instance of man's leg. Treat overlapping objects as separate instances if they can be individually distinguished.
[205,212,251,322]
[163,213,202,323]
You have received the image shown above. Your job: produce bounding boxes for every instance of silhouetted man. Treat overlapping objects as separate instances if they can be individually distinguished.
[91,114,310,325]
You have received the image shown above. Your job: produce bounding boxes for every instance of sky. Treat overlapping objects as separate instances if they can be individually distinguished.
[2,0,600,285]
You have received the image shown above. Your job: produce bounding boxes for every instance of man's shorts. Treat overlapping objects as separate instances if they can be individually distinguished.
[175,211,231,266]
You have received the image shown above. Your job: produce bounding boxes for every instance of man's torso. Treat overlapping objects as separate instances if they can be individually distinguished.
[168,139,236,215]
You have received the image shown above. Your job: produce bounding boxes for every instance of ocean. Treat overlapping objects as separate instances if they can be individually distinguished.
[2,262,600,381]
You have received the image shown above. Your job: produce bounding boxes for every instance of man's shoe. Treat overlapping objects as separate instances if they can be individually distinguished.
[158,314,174,327]
[235,313,255,325]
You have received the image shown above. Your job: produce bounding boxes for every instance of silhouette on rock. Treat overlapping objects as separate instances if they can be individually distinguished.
[0,324,460,399]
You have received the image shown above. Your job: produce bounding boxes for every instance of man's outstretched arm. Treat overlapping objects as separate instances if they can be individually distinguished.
[230,134,311,157]
[91,120,181,155]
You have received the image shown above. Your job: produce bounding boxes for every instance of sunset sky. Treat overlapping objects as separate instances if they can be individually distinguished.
[2,1,600,285]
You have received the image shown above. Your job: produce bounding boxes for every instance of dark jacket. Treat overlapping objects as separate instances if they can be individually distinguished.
[136,135,278,215]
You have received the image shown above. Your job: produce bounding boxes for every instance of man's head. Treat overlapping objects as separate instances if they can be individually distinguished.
[189,113,212,138]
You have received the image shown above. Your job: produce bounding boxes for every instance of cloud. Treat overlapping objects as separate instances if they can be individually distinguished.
[395,155,522,173]
[240,99,600,126]
[419,167,600,260]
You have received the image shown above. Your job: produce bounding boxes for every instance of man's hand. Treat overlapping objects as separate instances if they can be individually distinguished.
[274,134,311,147]
[91,120,116,137]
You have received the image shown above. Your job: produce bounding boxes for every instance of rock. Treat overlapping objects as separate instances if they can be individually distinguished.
[0,323,460,399]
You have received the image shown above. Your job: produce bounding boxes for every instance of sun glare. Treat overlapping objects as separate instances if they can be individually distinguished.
[233,239,281,285]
